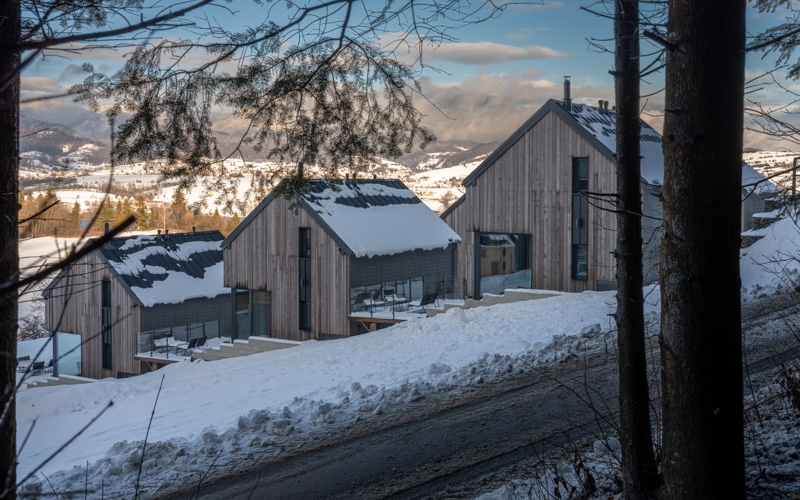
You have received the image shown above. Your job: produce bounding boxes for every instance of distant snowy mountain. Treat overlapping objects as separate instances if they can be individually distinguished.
[20,116,109,170]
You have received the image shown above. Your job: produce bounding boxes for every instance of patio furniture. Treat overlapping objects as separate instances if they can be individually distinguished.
[353,293,368,312]
[153,335,174,354]
[363,290,385,312]
[176,337,199,356]
[194,336,207,352]
[30,361,45,375]
[16,355,31,372]
[408,291,438,313]
[44,359,54,373]
[383,288,408,311]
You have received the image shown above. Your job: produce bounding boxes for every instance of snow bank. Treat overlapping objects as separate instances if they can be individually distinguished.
[16,291,628,497]
[740,216,800,299]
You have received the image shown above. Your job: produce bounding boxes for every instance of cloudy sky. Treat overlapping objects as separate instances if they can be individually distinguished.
[19,1,798,151]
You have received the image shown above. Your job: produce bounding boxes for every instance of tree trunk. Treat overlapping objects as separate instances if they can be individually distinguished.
[661,1,745,498]
[0,1,20,497]
[613,1,659,498]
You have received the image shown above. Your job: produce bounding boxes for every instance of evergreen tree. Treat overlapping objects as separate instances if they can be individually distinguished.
[211,208,223,232]
[70,201,81,229]
[170,190,188,229]
[224,213,241,236]
[134,196,150,229]
[94,198,116,231]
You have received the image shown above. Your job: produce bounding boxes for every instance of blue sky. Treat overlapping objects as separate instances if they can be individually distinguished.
[19,1,798,150]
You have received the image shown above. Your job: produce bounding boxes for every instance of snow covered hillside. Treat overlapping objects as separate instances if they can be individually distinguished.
[14,213,800,498]
[743,150,800,191]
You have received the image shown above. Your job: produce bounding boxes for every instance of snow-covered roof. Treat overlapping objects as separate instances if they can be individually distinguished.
[99,231,228,307]
[742,162,779,195]
[568,103,665,185]
[45,231,228,307]
[303,180,461,258]
[223,179,462,258]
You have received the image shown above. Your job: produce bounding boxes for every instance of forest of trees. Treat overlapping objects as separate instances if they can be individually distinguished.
[18,189,240,239]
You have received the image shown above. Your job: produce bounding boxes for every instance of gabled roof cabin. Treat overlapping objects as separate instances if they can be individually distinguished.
[222,179,461,340]
[44,230,230,379]
[443,83,776,298]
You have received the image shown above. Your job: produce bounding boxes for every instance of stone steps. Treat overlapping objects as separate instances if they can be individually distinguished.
[193,336,300,362]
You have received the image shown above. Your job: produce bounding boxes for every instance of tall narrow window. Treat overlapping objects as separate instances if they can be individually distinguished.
[101,279,112,369]
[572,158,589,280]
[299,228,311,331]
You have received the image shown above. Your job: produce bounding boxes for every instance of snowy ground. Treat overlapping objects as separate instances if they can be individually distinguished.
[13,214,800,499]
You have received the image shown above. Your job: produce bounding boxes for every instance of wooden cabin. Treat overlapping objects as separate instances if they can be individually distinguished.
[43,230,230,379]
[442,83,777,298]
[221,179,461,341]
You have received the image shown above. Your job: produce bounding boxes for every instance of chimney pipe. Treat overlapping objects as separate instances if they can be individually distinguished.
[603,100,609,112]
[373,174,377,179]
[157,229,161,236]
[598,99,604,112]
[192,226,196,233]
[165,229,169,236]
[104,222,109,235]
[345,172,350,184]
[563,76,572,112]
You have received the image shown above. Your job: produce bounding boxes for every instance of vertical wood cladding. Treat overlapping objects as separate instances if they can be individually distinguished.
[44,252,141,378]
[443,110,617,295]
[223,196,350,340]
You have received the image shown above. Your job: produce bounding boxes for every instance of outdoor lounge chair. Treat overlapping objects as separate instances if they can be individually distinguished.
[44,359,54,373]
[408,291,438,313]
[383,288,408,311]
[194,336,207,352]
[176,337,198,356]
[353,293,368,312]
[30,361,45,375]
[363,290,385,312]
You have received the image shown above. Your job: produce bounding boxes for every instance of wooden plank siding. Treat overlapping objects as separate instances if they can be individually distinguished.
[443,110,618,295]
[223,196,351,340]
[44,252,142,378]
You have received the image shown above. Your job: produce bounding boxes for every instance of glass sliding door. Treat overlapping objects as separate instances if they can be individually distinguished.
[236,289,271,338]
[477,232,531,296]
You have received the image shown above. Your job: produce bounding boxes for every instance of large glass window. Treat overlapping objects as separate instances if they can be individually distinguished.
[572,157,589,280]
[54,331,81,376]
[478,233,531,296]
[236,290,271,338]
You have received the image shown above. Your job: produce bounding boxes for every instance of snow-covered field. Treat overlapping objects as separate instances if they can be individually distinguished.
[13,213,800,498]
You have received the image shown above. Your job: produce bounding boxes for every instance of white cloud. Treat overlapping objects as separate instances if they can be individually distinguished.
[416,71,613,143]
[21,77,67,95]
[425,41,566,64]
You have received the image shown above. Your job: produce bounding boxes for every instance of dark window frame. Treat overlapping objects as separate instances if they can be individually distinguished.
[299,228,311,331]
[101,279,112,369]
[571,157,589,280]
